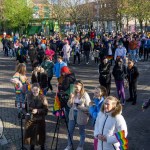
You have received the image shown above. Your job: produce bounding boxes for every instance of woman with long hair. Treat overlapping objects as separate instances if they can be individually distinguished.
[64,80,91,150]
[10,63,29,113]
[94,96,128,150]
[41,55,54,92]
[89,86,107,150]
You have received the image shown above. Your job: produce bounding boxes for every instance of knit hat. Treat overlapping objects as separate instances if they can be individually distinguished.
[61,66,71,75]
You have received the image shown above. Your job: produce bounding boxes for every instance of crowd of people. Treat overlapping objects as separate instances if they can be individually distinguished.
[6,30,150,150]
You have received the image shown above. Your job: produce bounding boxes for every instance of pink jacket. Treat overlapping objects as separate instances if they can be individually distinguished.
[45,49,55,60]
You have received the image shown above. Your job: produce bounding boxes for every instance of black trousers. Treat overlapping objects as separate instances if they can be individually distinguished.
[139,47,143,58]
[144,48,149,60]
[4,46,8,56]
[99,81,111,96]
[129,82,137,103]
[94,57,99,64]
[73,52,80,64]
[48,77,53,91]
[84,51,90,63]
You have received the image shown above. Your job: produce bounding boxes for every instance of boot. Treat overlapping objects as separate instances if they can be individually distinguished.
[41,145,45,150]
[30,145,35,150]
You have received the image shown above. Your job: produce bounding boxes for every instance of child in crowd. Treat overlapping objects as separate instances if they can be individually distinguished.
[89,86,107,150]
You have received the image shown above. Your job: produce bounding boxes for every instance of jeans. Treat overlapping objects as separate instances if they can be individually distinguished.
[115,80,125,102]
[16,93,26,111]
[64,57,70,64]
[129,49,137,62]
[68,110,85,147]
[9,48,16,57]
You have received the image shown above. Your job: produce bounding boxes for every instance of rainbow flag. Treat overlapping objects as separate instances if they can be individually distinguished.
[53,95,64,116]
[114,130,128,150]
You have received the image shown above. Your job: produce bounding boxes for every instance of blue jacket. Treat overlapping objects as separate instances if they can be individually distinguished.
[144,39,150,48]
[89,97,104,126]
[53,61,67,78]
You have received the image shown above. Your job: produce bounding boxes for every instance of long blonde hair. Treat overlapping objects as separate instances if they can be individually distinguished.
[94,86,107,99]
[101,96,122,117]
[74,80,85,98]
[15,63,26,75]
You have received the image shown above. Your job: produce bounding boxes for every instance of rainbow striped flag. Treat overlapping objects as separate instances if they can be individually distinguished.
[114,130,128,150]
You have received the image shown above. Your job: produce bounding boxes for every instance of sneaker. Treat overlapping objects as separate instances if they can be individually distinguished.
[64,145,72,150]
[76,146,83,150]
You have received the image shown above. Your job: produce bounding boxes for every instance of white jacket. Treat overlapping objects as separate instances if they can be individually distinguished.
[62,44,72,58]
[94,111,127,150]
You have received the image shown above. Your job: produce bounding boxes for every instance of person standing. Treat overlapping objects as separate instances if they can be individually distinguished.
[64,80,91,150]
[89,86,107,150]
[83,38,92,64]
[10,63,29,114]
[53,56,67,82]
[129,37,138,62]
[62,41,72,64]
[28,44,37,69]
[143,37,150,61]
[94,96,128,150]
[37,44,45,65]
[58,66,76,119]
[24,83,48,150]
[41,56,54,92]
[1,36,9,55]
[114,42,126,64]
[112,58,127,105]
[99,57,111,95]
[45,45,55,61]
[73,41,81,65]
[126,60,139,105]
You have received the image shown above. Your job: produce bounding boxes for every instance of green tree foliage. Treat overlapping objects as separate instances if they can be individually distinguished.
[3,0,33,29]
[122,0,150,31]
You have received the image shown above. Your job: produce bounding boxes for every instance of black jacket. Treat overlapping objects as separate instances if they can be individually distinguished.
[127,66,139,83]
[112,64,127,81]
[59,73,76,92]
[31,71,48,89]
[99,63,111,83]
[83,41,91,52]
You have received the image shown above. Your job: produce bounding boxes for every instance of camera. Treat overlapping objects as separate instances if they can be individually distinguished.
[57,92,69,108]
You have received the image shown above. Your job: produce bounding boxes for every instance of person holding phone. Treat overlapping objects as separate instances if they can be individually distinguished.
[64,80,91,150]
[24,83,48,150]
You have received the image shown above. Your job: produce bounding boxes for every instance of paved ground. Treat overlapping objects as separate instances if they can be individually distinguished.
[0,44,150,150]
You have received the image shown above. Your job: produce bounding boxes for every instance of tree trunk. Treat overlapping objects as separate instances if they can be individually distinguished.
[139,19,143,33]
[135,19,137,32]
[126,16,129,33]
[145,20,148,33]
[116,20,118,32]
